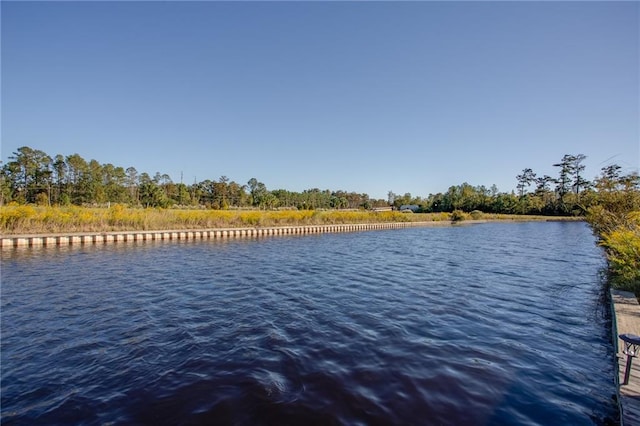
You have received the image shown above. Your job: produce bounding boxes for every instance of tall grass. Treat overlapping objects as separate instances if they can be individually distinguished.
[0,205,429,234]
[0,205,578,235]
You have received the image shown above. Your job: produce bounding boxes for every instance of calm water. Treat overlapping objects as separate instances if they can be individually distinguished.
[1,222,618,425]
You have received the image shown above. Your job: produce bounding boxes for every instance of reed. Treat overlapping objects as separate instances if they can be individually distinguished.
[0,205,577,235]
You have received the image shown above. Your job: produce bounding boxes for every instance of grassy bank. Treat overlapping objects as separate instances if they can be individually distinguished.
[0,205,574,235]
[587,208,640,292]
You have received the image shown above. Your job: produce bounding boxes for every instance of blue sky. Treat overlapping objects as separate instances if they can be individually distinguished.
[2,1,638,200]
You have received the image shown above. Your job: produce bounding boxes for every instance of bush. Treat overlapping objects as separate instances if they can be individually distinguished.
[600,211,640,291]
[470,210,484,220]
[35,193,49,206]
[451,210,467,222]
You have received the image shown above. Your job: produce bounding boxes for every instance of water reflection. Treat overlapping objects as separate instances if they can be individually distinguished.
[1,222,617,425]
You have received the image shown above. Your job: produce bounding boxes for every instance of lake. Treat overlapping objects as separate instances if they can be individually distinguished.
[1,221,618,425]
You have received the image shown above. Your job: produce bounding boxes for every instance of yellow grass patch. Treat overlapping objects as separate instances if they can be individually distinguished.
[0,205,576,235]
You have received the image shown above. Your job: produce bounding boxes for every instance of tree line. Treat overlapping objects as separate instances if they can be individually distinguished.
[1,146,638,215]
[0,146,380,210]
[413,154,639,216]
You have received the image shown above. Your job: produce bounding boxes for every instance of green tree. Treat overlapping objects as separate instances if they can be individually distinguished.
[460,183,479,212]
[197,179,215,207]
[66,153,90,204]
[5,147,52,203]
[571,154,589,197]
[516,168,536,198]
[173,183,191,206]
[586,165,640,291]
[212,176,230,209]
[52,154,68,205]
[553,155,573,200]
[248,178,269,208]
[387,190,396,207]
[126,167,139,204]
[272,189,296,208]
[443,185,460,211]
[87,159,106,204]
[330,193,348,209]
[0,162,11,205]
[228,181,248,207]
[533,175,556,214]
[139,180,168,208]
[102,164,129,204]
[589,165,640,236]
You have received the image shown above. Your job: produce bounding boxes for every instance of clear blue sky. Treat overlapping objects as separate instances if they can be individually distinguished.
[2,1,638,200]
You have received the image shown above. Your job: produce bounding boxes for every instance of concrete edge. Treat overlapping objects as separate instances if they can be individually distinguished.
[0,221,458,250]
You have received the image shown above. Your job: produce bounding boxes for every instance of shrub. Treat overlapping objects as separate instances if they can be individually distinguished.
[600,211,640,291]
[451,210,467,222]
[470,210,484,220]
[35,193,49,206]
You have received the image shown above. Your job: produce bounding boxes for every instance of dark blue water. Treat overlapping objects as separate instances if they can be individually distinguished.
[1,222,618,425]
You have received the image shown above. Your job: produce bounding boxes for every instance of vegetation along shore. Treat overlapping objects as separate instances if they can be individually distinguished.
[1,146,638,291]
[0,206,573,236]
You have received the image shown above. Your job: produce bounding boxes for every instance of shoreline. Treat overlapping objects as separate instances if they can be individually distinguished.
[0,221,448,249]
[0,218,583,250]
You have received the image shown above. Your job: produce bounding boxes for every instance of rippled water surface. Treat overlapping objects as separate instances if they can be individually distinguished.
[1,222,617,425]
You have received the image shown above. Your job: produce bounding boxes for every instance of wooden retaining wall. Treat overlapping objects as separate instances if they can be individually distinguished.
[0,221,450,249]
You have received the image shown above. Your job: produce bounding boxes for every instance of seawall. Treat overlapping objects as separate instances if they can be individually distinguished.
[0,221,454,250]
